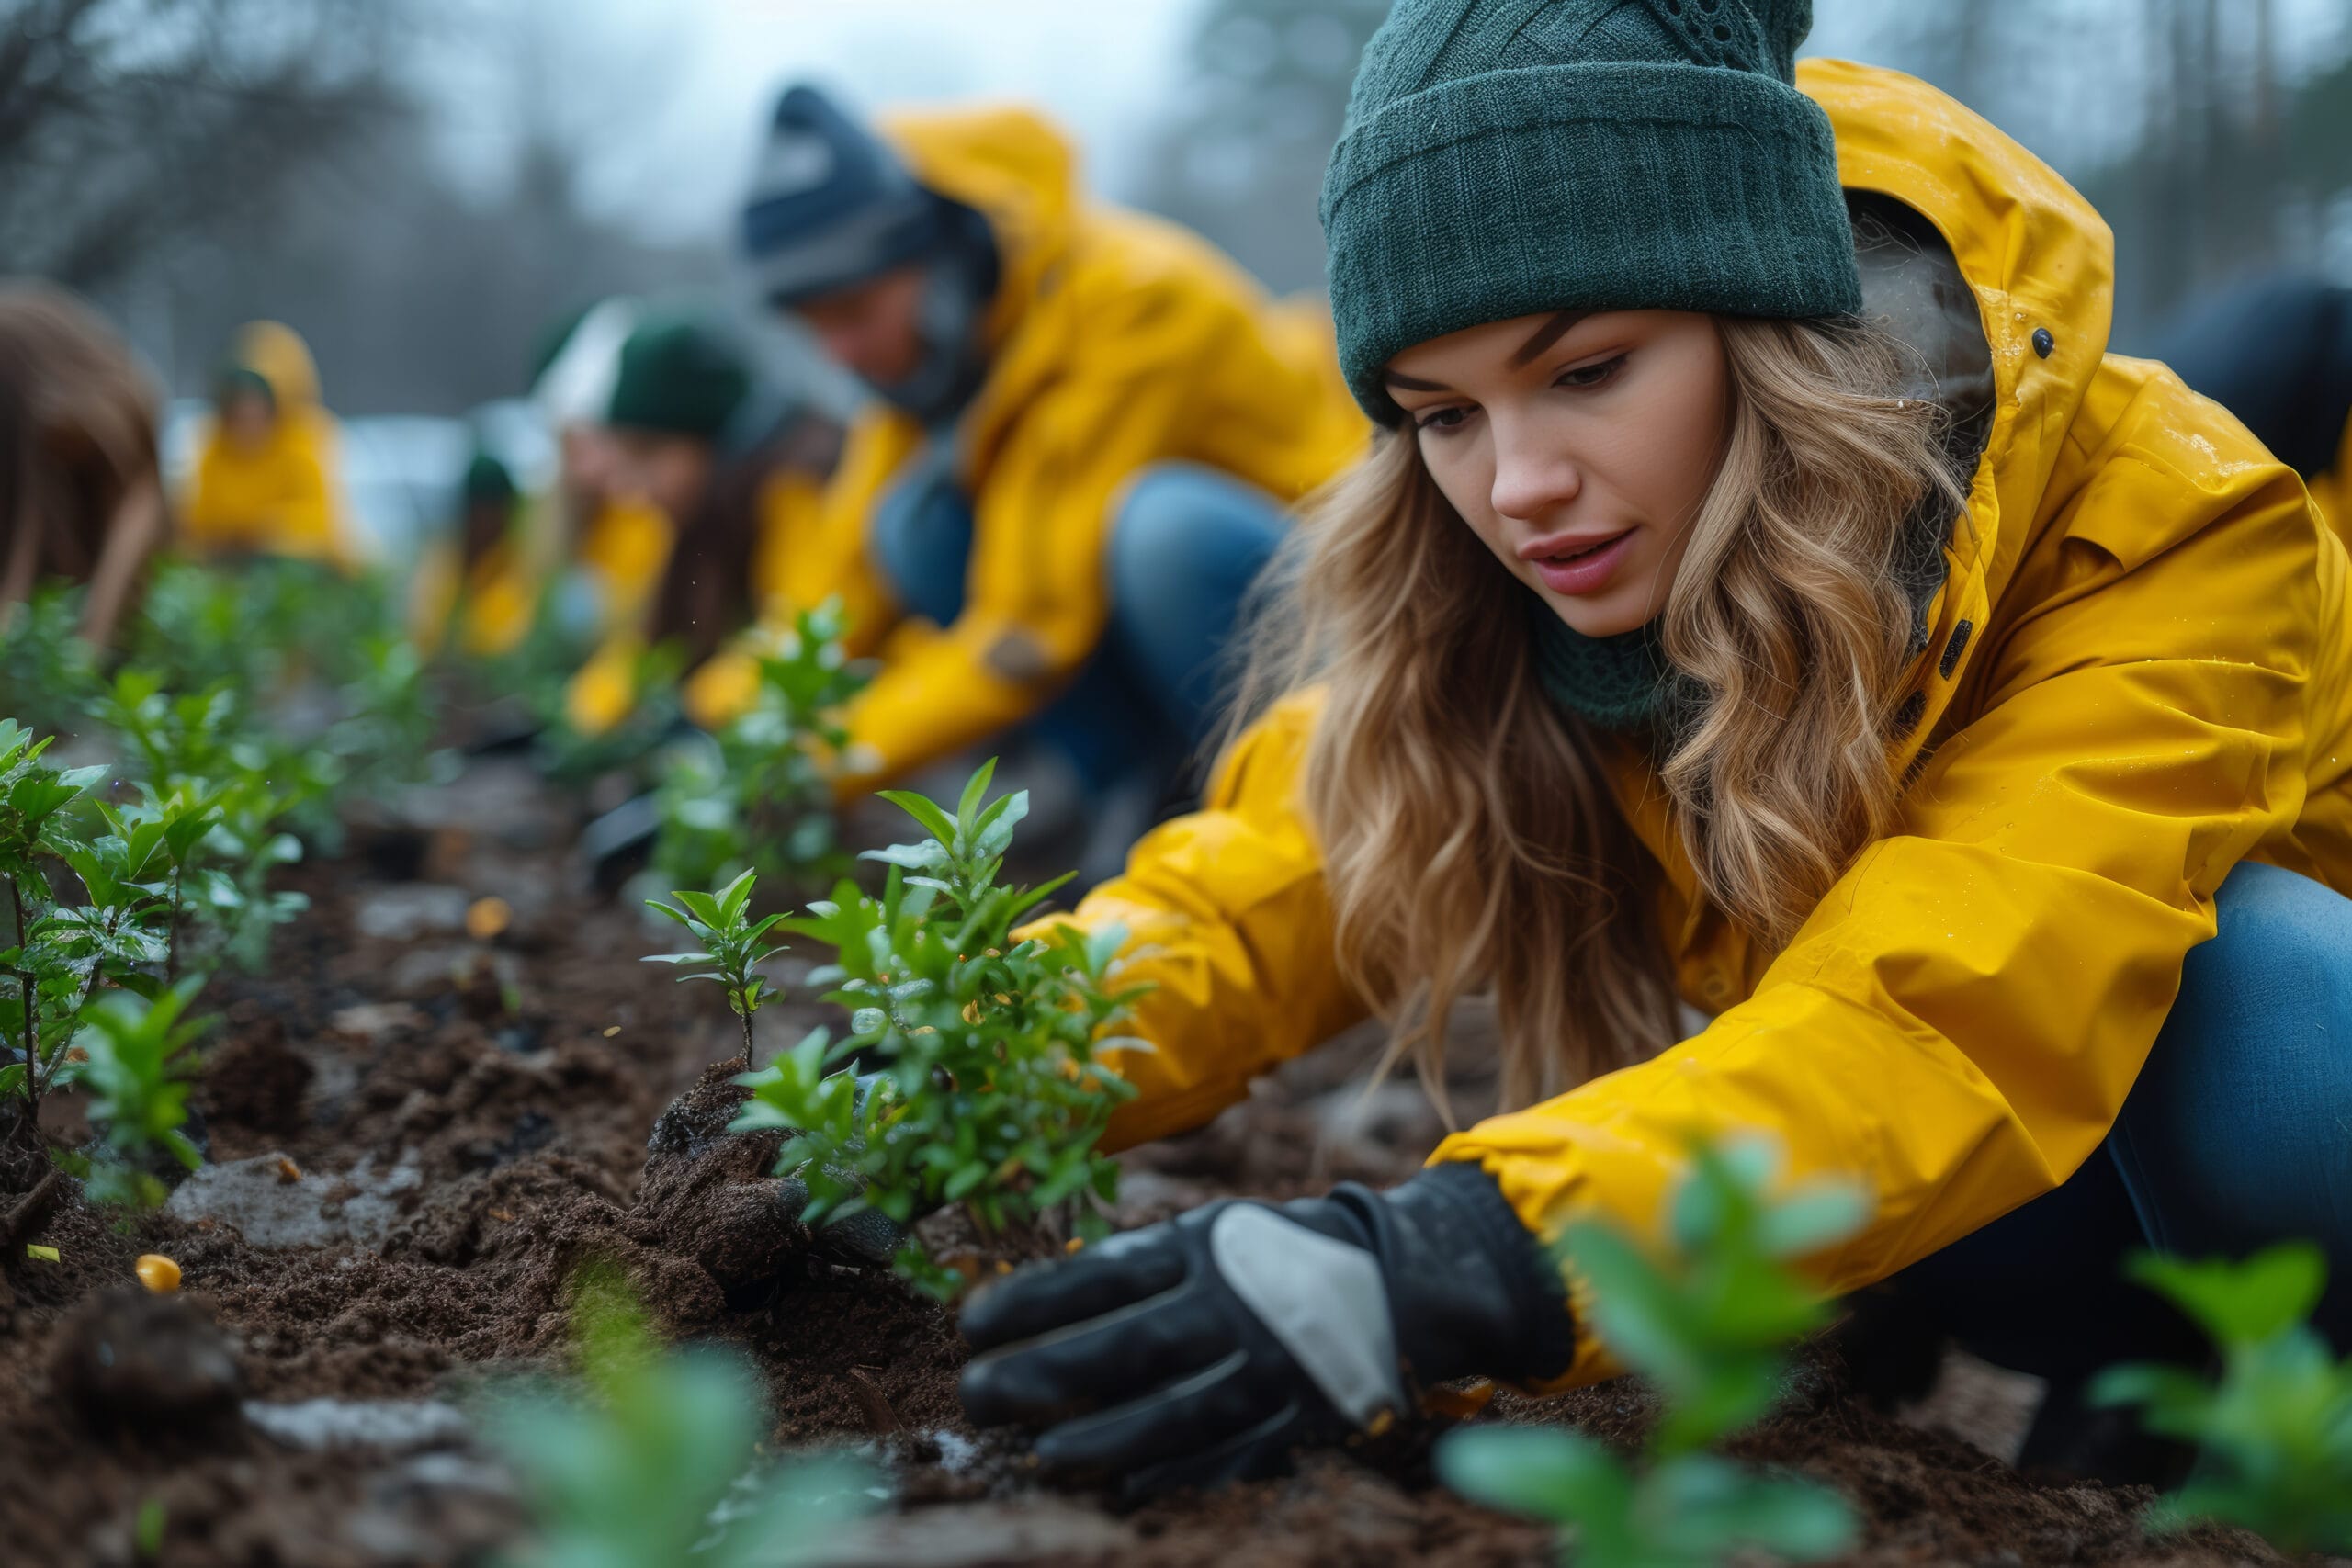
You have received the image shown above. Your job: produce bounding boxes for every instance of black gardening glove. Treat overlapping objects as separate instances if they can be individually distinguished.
[957,1163,1574,1496]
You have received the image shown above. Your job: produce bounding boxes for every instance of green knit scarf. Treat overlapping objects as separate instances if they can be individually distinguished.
[1530,606,1674,734]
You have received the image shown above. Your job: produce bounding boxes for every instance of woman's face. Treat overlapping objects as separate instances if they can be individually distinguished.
[1385,309,1730,637]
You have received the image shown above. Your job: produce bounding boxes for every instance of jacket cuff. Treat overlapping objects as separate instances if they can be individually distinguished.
[1404,1161,1578,1384]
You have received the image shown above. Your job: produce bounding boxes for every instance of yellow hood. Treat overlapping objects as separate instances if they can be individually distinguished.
[1798,56,2114,782]
[232,320,322,408]
[878,104,1079,354]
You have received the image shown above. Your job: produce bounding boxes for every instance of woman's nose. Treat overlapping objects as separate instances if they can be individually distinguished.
[1487,419,1581,524]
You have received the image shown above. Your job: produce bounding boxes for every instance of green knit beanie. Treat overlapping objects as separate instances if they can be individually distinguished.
[605,314,751,440]
[1321,0,1860,423]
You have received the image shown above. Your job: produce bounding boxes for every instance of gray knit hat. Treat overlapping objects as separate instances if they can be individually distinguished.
[1320,0,1860,423]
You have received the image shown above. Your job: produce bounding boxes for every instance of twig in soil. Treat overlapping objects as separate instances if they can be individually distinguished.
[2,1168,64,1249]
[843,1366,901,1435]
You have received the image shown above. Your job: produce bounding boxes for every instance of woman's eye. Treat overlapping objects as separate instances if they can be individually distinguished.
[1555,354,1628,389]
[1412,405,1474,434]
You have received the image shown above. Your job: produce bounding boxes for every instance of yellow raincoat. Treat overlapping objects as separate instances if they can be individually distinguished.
[762,107,1367,792]
[561,474,817,738]
[179,321,353,566]
[2310,412,2349,543]
[408,535,536,659]
[1067,60,2352,1389]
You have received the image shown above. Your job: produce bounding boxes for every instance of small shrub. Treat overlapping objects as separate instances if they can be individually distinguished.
[651,600,867,894]
[0,584,100,735]
[730,761,1145,1301]
[483,1268,873,1568]
[2092,1243,2352,1555]
[1438,1140,1864,1568]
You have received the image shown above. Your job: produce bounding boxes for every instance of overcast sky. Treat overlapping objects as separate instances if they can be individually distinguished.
[421,0,2352,248]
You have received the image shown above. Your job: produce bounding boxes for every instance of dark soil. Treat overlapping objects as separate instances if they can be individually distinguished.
[0,758,2290,1567]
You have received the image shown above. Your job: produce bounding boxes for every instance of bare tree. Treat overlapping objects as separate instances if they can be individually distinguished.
[1137,0,1392,294]
[0,0,402,292]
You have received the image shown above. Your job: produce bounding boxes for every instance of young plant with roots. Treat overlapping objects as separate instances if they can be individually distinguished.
[727,760,1146,1301]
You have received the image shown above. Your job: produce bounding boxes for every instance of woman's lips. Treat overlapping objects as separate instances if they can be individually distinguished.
[1528,529,1634,597]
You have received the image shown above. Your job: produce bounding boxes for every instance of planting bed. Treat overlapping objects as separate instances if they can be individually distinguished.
[0,757,2288,1566]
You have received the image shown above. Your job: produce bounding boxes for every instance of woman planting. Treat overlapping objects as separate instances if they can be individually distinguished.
[956,0,2352,1495]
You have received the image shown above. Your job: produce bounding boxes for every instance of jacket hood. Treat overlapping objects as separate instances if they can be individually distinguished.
[232,320,322,408]
[1797,58,2117,774]
[877,105,1079,347]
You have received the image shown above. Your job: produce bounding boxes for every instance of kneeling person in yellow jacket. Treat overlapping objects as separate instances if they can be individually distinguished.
[564,311,841,739]
[949,0,2352,1497]
[737,85,1366,833]
[2150,275,2352,546]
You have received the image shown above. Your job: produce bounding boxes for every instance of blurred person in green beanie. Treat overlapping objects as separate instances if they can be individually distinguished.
[562,310,841,738]
[945,0,2352,1496]
[409,451,537,660]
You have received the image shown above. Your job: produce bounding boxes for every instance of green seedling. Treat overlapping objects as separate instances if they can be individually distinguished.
[1439,1140,1864,1568]
[3,719,112,1138]
[652,600,868,894]
[484,1268,873,1568]
[645,867,787,1070]
[74,979,209,1208]
[2091,1243,2352,1555]
[0,584,100,734]
[731,760,1146,1301]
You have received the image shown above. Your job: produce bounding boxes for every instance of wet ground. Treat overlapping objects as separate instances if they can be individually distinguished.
[0,758,2286,1566]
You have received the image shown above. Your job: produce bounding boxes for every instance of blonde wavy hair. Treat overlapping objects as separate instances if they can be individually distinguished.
[1231,314,1967,1115]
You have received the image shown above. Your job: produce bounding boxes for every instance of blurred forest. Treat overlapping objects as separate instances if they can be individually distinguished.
[4,0,2347,413]
[1148,0,2352,351]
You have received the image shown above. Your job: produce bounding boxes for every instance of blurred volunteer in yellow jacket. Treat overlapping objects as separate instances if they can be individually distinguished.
[735,85,1365,824]
[2151,275,2351,544]
[529,297,677,652]
[562,310,840,738]
[409,453,536,659]
[179,321,352,566]
[953,0,2352,1499]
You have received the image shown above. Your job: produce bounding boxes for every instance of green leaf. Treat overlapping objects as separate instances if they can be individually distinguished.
[2127,1244,2328,1347]
[1437,1425,1624,1523]
[876,788,958,848]
[954,759,998,835]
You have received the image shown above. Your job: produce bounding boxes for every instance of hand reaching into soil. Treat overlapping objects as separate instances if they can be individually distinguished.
[957,1163,1575,1496]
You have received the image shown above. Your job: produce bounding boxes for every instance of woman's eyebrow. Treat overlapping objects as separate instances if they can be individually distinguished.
[1383,370,1448,391]
[1509,310,1591,367]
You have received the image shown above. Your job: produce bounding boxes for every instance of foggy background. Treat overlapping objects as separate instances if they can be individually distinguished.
[9,0,2351,418]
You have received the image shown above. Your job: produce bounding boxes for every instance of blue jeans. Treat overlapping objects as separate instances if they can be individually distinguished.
[1890,860,2352,1379]
[867,458,1286,796]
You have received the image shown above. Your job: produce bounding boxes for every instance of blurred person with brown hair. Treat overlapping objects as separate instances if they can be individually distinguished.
[562,310,841,738]
[2152,275,2352,542]
[178,320,355,567]
[0,280,167,648]
[733,85,1366,831]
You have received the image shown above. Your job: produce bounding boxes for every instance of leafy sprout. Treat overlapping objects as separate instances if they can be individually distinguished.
[650,599,867,895]
[483,1267,874,1568]
[74,979,211,1208]
[1439,1139,1864,1568]
[2091,1243,2352,1555]
[644,867,788,1069]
